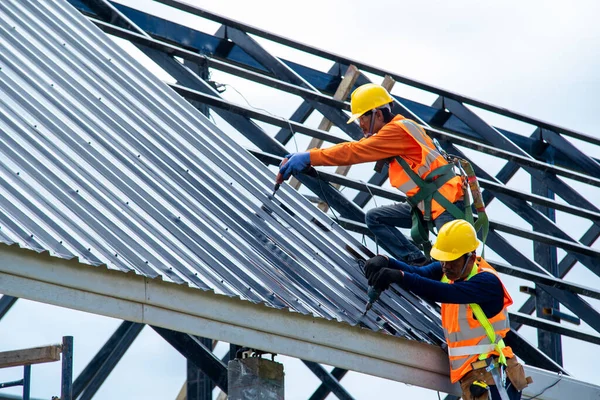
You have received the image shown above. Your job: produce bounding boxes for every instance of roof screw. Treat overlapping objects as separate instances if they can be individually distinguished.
[33,125,37,128]
[137,154,141,158]
[16,172,19,175]
[30,234,34,238]
[59,241,63,244]
[50,83,54,87]
[145,261,148,264]
[114,253,118,257]
[76,189,79,193]
[126,201,129,205]
[88,248,91,251]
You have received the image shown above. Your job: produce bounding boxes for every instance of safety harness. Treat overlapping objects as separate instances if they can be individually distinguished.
[393,139,489,258]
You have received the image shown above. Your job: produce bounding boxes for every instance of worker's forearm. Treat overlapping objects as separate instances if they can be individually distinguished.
[388,258,443,280]
[310,142,383,166]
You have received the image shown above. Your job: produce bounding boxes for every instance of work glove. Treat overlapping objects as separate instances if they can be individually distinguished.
[279,152,311,180]
[369,268,404,292]
[364,255,389,281]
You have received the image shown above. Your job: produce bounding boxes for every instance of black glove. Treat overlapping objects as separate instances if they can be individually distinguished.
[364,255,389,281]
[369,268,404,291]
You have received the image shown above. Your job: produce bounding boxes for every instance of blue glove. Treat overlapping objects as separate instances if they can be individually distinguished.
[279,152,311,180]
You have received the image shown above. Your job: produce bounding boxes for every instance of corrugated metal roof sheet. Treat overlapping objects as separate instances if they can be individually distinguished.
[0,0,444,345]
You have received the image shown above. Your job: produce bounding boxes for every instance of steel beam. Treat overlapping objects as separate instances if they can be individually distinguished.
[540,128,600,177]
[187,338,213,400]
[308,367,349,400]
[214,25,363,141]
[532,166,563,365]
[538,285,600,337]
[76,324,143,400]
[503,330,566,374]
[151,327,228,392]
[510,312,599,345]
[61,336,73,400]
[71,2,600,176]
[302,361,355,400]
[78,0,149,36]
[149,0,600,150]
[72,321,142,397]
[440,99,600,279]
[0,295,17,320]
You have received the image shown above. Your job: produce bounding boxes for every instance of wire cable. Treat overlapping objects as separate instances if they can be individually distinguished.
[360,179,379,253]
[524,371,563,399]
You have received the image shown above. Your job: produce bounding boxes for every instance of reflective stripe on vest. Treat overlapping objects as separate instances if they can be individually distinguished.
[444,306,510,342]
[441,258,514,383]
[394,120,442,195]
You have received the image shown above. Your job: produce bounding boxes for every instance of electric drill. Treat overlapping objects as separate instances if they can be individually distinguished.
[272,157,289,197]
[364,286,381,315]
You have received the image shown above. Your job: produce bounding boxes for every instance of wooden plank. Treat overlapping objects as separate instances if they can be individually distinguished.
[289,64,361,190]
[319,75,396,211]
[175,381,186,400]
[0,344,61,369]
[216,390,228,400]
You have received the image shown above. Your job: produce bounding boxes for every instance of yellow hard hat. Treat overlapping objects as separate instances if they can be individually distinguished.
[346,83,393,124]
[430,219,480,261]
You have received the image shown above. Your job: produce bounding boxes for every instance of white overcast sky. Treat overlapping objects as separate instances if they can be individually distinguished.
[1,0,600,399]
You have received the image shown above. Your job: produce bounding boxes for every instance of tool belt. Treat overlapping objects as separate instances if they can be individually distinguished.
[459,357,532,400]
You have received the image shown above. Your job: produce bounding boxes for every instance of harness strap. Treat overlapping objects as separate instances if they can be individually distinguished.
[395,156,464,256]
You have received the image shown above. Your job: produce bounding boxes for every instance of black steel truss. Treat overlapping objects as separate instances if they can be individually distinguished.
[15,0,596,397]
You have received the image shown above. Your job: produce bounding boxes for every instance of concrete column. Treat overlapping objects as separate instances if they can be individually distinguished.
[228,357,284,400]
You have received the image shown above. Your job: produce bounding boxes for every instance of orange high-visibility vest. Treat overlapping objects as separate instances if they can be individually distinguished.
[441,258,514,383]
[388,118,463,220]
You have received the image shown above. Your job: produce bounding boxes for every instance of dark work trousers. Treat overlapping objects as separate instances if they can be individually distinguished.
[365,200,464,263]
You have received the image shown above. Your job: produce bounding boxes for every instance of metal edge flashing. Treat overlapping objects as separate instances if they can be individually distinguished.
[0,242,456,393]
[1,244,598,399]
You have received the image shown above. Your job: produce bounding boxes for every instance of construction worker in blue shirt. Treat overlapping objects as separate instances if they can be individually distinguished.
[364,219,530,400]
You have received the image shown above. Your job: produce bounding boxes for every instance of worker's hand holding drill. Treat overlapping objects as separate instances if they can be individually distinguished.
[365,255,404,291]
[362,255,405,314]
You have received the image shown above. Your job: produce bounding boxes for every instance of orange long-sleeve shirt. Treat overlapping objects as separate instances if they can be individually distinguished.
[310,115,421,167]
[309,115,463,219]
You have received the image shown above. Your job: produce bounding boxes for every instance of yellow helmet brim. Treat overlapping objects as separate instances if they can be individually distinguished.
[347,112,363,124]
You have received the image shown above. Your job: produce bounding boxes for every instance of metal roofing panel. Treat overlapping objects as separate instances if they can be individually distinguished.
[0,0,443,345]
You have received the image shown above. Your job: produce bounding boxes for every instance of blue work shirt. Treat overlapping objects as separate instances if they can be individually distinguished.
[388,258,505,318]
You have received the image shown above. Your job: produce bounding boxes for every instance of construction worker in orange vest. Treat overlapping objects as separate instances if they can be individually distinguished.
[364,220,530,400]
[279,83,464,265]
